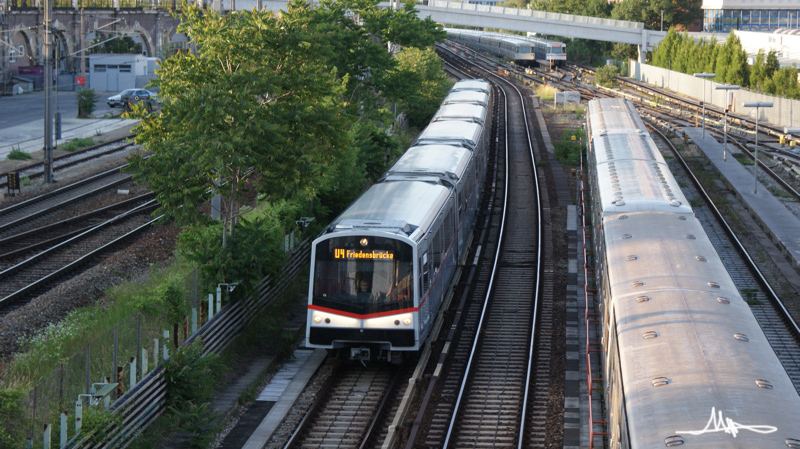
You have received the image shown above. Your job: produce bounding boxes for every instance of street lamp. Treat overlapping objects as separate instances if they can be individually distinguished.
[694,73,716,138]
[743,102,773,194]
[715,84,740,161]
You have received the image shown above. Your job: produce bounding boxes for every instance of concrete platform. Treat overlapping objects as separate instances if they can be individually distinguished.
[238,348,326,449]
[683,127,800,270]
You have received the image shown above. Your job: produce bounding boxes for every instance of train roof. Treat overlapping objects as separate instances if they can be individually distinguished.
[413,121,484,150]
[450,79,491,94]
[328,181,451,241]
[589,98,691,215]
[382,145,472,187]
[588,97,648,135]
[442,91,489,107]
[603,211,800,447]
[432,104,487,124]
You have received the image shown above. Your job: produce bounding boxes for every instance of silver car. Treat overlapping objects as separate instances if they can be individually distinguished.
[107,89,158,108]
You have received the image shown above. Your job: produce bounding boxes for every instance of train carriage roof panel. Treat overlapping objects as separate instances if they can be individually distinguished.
[450,79,491,94]
[442,91,489,107]
[593,159,692,214]
[413,121,484,150]
[432,104,487,124]
[604,212,800,447]
[329,181,451,241]
[384,145,471,181]
[588,97,647,135]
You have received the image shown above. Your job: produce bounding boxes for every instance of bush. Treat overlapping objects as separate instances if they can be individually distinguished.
[170,402,220,448]
[163,339,223,409]
[0,390,26,448]
[81,406,123,445]
[6,148,31,160]
[76,88,99,118]
[595,65,620,87]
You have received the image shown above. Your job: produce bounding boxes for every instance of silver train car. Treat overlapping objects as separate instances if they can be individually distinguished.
[587,98,800,448]
[306,80,492,362]
[446,28,534,65]
[446,28,566,67]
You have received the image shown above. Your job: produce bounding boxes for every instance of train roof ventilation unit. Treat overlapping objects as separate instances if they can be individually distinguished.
[636,295,651,303]
[643,331,658,339]
[734,333,749,341]
[717,297,731,304]
[708,282,721,288]
[786,438,800,448]
[626,255,638,261]
[622,234,632,239]
[755,379,774,389]
[652,377,670,387]
[664,435,685,447]
[696,256,707,262]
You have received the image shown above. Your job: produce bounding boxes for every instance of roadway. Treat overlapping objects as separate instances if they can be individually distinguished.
[0,90,138,159]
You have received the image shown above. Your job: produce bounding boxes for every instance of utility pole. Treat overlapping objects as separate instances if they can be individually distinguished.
[80,8,86,87]
[43,0,54,184]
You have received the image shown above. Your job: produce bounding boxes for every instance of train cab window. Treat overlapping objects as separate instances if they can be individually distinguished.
[311,236,413,315]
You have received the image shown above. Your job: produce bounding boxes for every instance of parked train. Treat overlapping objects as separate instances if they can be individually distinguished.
[306,80,493,362]
[445,28,566,67]
[587,98,800,448]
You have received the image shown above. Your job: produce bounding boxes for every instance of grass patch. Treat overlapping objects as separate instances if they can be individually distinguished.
[6,148,31,160]
[59,137,96,152]
[533,84,559,102]
[768,186,794,199]
[732,153,754,165]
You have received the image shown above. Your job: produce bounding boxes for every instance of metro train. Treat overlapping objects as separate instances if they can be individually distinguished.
[306,79,493,362]
[445,28,566,67]
[587,98,800,448]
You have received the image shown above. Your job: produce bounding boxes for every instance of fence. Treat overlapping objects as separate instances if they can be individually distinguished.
[19,240,310,449]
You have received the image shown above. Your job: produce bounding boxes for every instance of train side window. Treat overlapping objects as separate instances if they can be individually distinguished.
[433,230,442,273]
[420,252,429,294]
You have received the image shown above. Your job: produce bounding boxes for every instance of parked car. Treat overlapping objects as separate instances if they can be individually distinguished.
[107,89,158,109]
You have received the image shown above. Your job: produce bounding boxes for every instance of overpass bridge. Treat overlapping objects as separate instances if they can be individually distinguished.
[0,0,665,84]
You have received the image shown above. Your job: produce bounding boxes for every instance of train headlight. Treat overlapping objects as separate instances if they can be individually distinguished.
[313,315,322,324]
[403,318,412,326]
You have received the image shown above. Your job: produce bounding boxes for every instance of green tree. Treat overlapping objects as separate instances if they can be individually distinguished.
[771,66,800,99]
[387,46,452,127]
[128,2,350,252]
[715,31,749,86]
[89,35,143,54]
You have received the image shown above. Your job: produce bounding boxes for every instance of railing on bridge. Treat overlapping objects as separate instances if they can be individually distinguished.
[425,0,644,30]
[7,0,173,9]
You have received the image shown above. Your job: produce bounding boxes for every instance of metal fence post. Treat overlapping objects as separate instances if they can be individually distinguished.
[60,413,67,447]
[113,324,118,394]
[85,345,90,396]
[142,348,148,376]
[163,330,170,361]
[208,293,214,319]
[154,338,159,365]
[43,424,50,449]
[130,357,136,388]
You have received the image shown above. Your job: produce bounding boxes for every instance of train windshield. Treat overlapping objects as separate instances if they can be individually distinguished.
[312,236,414,315]
[548,46,564,54]
[517,46,532,53]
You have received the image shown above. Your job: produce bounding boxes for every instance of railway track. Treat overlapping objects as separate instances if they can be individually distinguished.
[0,165,136,234]
[283,360,404,449]
[0,136,134,190]
[647,123,800,392]
[404,48,551,449]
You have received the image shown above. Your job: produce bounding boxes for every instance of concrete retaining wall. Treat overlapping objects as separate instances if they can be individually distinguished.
[630,61,800,129]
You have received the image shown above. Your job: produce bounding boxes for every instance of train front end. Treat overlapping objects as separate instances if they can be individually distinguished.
[307,229,418,362]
